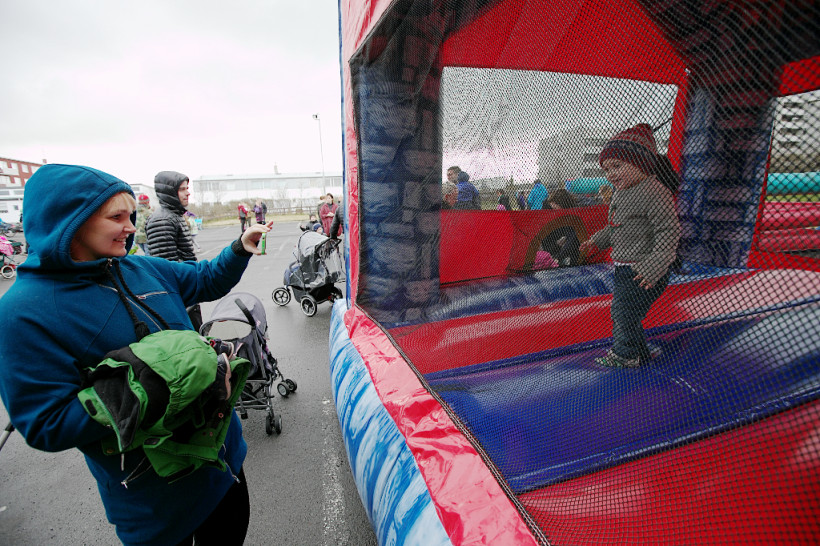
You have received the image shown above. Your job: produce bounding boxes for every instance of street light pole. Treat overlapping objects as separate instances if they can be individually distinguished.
[312,113,326,195]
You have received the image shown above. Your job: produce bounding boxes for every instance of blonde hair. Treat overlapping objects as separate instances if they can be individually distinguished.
[97,192,137,216]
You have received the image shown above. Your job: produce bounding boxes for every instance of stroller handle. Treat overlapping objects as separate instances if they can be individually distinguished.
[234,298,256,330]
[0,422,15,453]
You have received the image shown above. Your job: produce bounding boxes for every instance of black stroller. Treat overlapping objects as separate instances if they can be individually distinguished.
[199,292,296,435]
[272,231,345,317]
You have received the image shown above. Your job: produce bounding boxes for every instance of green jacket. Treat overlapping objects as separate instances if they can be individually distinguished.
[78,330,250,482]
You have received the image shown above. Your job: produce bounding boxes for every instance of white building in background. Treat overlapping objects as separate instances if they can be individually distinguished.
[771,89,820,167]
[538,127,669,186]
[192,171,343,211]
[129,183,156,208]
[0,157,43,223]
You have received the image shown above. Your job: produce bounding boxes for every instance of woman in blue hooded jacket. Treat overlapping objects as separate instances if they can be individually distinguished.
[0,164,271,545]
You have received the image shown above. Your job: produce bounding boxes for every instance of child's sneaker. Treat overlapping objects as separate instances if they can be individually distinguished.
[209,338,236,360]
[595,350,641,368]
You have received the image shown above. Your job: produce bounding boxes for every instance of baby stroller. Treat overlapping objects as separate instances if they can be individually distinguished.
[272,231,345,317]
[0,236,21,279]
[199,292,296,436]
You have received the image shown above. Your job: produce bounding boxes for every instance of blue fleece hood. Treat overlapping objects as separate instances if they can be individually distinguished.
[22,164,136,271]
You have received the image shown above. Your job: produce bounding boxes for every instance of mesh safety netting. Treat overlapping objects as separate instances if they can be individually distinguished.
[347,0,819,543]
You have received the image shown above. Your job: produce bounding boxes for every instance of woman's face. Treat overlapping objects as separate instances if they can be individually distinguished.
[602,158,646,190]
[71,196,136,262]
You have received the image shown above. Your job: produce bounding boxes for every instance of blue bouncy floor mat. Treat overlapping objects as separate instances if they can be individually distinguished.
[427,302,820,494]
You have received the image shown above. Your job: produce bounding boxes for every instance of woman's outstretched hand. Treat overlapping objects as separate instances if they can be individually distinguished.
[240,221,273,255]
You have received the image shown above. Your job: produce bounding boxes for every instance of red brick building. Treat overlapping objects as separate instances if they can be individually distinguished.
[0,157,44,222]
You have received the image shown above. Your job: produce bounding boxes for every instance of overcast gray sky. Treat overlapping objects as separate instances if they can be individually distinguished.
[0,1,343,187]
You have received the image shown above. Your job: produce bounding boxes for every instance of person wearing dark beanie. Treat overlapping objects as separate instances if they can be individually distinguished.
[579,123,681,367]
[597,123,658,174]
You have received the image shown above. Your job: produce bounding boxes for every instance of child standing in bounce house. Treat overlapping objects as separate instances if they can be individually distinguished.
[580,124,681,367]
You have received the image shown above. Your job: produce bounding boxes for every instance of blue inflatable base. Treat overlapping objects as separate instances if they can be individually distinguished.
[329,300,452,545]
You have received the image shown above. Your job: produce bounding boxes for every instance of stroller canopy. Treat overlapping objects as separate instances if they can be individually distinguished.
[200,292,268,337]
[290,231,344,290]
[200,292,271,378]
[295,231,329,259]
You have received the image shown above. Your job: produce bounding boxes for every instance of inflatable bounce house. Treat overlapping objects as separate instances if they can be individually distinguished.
[329,0,819,543]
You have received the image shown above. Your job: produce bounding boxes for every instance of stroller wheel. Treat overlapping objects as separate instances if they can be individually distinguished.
[300,296,317,317]
[272,287,291,306]
[1,265,15,279]
[285,379,298,393]
[277,382,290,398]
[266,413,282,435]
[330,287,343,301]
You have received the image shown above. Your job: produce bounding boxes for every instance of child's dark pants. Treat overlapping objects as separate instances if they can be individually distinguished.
[611,265,670,363]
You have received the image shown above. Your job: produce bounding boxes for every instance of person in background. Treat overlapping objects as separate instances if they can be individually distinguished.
[320,193,337,235]
[316,195,326,220]
[455,171,481,210]
[146,171,201,329]
[442,181,458,209]
[446,165,460,187]
[237,202,249,233]
[497,189,512,211]
[446,166,477,209]
[516,190,527,210]
[547,188,579,210]
[527,179,549,210]
[253,200,266,225]
[579,123,681,368]
[146,172,196,262]
[329,199,344,240]
[0,163,272,545]
[134,194,152,255]
[185,211,202,251]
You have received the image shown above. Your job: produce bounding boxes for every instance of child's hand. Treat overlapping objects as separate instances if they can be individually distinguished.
[579,240,597,257]
[633,272,654,290]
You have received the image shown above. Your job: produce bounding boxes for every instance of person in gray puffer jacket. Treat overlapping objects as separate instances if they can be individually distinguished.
[146,171,201,329]
[146,171,196,262]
